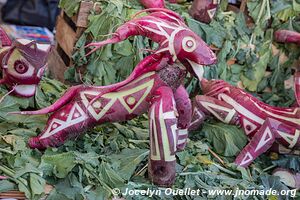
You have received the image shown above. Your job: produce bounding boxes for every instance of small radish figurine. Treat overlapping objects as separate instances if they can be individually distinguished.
[189,0,219,23]
[0,27,51,97]
[13,4,217,186]
[189,0,239,24]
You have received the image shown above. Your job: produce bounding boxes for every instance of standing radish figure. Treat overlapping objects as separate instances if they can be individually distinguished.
[0,27,51,97]
[13,2,216,186]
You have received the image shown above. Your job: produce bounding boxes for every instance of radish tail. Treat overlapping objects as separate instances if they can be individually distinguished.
[84,37,120,57]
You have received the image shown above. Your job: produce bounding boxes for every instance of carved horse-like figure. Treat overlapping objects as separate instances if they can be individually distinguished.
[13,5,216,186]
[190,30,300,187]
[191,79,300,167]
[0,27,51,97]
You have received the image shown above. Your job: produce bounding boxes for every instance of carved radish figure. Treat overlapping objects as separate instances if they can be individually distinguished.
[191,79,300,166]
[0,28,51,97]
[13,4,217,186]
[190,29,300,188]
[85,8,216,80]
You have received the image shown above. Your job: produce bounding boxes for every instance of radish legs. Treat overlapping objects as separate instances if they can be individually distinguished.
[192,95,300,167]
[148,86,177,185]
[235,118,299,167]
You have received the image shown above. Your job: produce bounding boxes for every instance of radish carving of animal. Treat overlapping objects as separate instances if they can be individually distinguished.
[13,6,217,186]
[0,27,51,97]
[190,78,300,188]
[190,30,300,188]
[191,78,300,167]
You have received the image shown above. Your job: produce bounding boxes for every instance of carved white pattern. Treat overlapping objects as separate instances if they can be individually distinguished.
[138,18,189,61]
[80,78,154,121]
[150,105,161,160]
[219,94,265,124]
[40,102,87,139]
[171,124,178,152]
[178,129,188,136]
[277,129,300,148]
[177,129,188,146]
[240,152,253,166]
[182,36,197,52]
[200,101,236,124]
[207,8,217,19]
[251,99,300,125]
[243,118,258,135]
[150,98,177,161]
[158,100,176,161]
[255,127,273,152]
[190,107,204,127]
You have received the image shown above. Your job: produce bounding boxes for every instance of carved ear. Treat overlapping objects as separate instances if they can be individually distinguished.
[0,47,11,66]
[0,27,12,47]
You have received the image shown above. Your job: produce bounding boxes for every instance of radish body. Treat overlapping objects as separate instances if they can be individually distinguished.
[16,7,217,186]
[24,59,189,187]
[191,79,300,168]
[275,30,300,46]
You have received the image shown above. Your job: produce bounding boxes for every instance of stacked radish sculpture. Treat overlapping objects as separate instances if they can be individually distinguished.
[13,5,216,186]
[190,29,300,188]
[0,27,51,97]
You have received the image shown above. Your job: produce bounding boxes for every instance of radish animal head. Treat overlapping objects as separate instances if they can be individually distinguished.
[0,39,51,97]
[174,30,217,80]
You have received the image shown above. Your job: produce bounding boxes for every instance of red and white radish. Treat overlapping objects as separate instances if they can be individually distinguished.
[14,6,217,187]
[189,0,219,23]
[0,28,51,97]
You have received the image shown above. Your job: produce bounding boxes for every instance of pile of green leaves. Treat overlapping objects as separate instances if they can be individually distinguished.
[1,0,300,199]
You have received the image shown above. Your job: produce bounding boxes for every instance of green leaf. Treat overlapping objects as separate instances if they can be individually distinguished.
[240,29,273,91]
[98,162,125,188]
[30,173,46,197]
[59,0,81,17]
[74,151,100,167]
[247,0,271,27]
[187,18,226,48]
[293,0,300,11]
[273,155,300,172]
[201,122,247,157]
[260,174,291,199]
[55,173,85,200]
[109,148,149,180]
[41,152,76,178]
[86,187,110,200]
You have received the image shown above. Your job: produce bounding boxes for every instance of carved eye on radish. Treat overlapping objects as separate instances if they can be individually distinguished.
[182,36,197,52]
[14,60,28,74]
